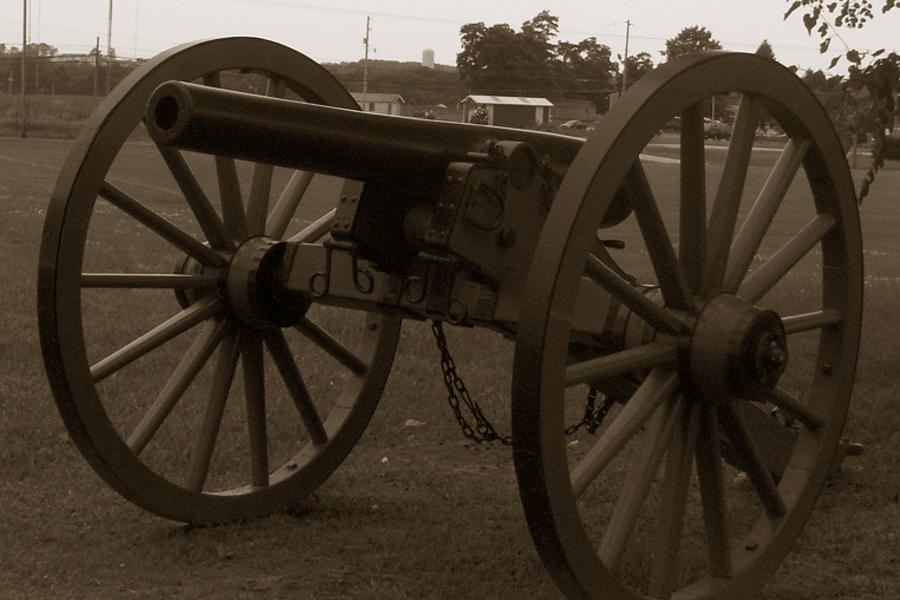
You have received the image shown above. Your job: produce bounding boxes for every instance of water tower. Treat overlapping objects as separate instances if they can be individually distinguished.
[422,48,435,69]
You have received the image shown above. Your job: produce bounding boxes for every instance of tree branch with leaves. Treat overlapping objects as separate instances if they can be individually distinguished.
[785,0,899,201]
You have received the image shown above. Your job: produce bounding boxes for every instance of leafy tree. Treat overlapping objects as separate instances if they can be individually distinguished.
[785,0,898,201]
[558,37,618,108]
[663,27,724,121]
[470,105,489,124]
[663,26,722,60]
[756,39,776,60]
[457,12,617,110]
[0,42,57,57]
[521,10,559,63]
[620,51,654,90]
[457,21,551,96]
[802,68,871,143]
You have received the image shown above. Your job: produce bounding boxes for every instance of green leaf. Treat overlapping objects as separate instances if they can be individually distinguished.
[829,55,841,69]
[872,48,886,56]
[820,38,832,53]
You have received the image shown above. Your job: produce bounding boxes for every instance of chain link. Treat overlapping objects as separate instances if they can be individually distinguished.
[563,387,616,436]
[430,321,617,445]
[431,320,512,445]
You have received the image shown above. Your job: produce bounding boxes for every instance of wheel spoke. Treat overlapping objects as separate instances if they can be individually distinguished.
[81,273,219,288]
[241,331,270,488]
[155,144,235,251]
[739,213,836,303]
[246,163,274,237]
[565,342,678,387]
[782,309,841,334]
[648,402,699,599]
[695,402,732,578]
[127,319,230,454]
[295,317,368,375]
[570,367,679,498]
[705,94,760,292]
[625,160,693,310]
[267,170,315,239]
[598,398,683,570]
[584,255,689,335]
[264,329,328,445]
[718,402,787,517]
[91,297,221,382]
[679,102,706,294]
[99,182,227,268]
[769,386,825,430]
[186,330,241,493]
[203,71,248,240]
[267,75,287,99]
[245,78,286,236]
[213,154,248,240]
[724,138,810,291]
[287,208,336,243]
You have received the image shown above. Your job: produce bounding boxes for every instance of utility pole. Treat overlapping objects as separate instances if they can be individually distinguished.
[106,0,113,94]
[362,16,371,111]
[619,20,631,97]
[19,0,27,137]
[93,36,100,97]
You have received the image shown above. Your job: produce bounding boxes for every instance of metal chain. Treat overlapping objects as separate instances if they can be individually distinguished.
[431,320,512,445]
[430,321,617,445]
[564,388,616,436]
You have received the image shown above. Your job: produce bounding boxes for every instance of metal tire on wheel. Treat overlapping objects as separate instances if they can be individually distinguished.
[38,37,401,524]
[513,52,862,599]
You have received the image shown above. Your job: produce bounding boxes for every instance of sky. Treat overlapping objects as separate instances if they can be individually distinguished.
[1,0,897,72]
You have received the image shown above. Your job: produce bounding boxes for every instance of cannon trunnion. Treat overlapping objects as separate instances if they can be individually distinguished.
[38,37,862,600]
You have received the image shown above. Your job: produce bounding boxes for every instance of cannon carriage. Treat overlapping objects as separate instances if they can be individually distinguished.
[38,37,861,599]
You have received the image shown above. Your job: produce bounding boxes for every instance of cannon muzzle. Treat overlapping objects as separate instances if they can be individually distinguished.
[146,81,582,192]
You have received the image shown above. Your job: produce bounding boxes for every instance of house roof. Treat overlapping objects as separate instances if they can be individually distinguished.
[351,92,406,104]
[463,95,553,107]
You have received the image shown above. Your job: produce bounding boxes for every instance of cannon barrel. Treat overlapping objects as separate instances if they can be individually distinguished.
[146,81,582,190]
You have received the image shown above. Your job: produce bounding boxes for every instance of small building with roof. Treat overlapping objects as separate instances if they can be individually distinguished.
[351,92,406,115]
[460,95,553,128]
[552,98,597,122]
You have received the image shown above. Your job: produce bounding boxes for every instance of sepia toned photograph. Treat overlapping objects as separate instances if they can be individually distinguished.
[1,1,897,598]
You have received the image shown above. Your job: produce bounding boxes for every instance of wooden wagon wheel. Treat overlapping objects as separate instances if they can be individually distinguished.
[38,37,401,524]
[513,52,862,599]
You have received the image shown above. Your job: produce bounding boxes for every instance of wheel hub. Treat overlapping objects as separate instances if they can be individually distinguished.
[687,293,788,401]
[225,237,308,329]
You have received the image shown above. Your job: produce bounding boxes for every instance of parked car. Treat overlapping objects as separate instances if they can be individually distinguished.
[559,119,595,133]
[703,120,731,140]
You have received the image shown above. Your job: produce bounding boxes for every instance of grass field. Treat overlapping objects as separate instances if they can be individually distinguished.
[1,133,898,600]
[0,94,103,139]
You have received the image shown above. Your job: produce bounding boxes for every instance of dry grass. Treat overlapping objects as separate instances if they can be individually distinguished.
[0,134,897,599]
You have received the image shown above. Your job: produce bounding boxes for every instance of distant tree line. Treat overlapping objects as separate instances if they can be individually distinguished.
[0,43,135,95]
[457,11,618,110]
[456,14,727,112]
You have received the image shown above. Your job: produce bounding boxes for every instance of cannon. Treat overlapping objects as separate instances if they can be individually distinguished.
[38,38,861,599]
